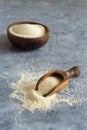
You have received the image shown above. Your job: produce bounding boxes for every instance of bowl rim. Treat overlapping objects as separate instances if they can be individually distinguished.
[7,21,50,39]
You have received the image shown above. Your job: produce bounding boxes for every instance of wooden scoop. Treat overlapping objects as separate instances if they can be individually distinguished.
[35,66,80,97]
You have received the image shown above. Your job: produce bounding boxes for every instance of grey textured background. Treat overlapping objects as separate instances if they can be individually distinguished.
[0,0,87,130]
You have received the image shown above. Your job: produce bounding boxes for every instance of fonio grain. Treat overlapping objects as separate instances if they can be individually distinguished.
[10,24,45,38]
[10,72,79,112]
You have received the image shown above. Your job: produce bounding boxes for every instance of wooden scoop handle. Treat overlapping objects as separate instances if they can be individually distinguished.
[66,66,80,79]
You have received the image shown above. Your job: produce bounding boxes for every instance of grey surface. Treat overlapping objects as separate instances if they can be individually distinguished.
[0,0,87,130]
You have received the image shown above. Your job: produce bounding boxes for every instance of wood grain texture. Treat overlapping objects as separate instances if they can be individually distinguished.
[35,67,80,96]
[7,21,50,50]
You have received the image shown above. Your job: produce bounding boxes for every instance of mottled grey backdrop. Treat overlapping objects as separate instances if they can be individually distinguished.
[0,0,87,130]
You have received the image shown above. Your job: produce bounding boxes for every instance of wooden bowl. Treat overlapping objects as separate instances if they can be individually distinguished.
[7,21,50,50]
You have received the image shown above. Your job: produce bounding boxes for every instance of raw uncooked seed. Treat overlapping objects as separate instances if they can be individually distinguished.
[10,73,80,112]
[9,24,45,38]
[38,76,62,95]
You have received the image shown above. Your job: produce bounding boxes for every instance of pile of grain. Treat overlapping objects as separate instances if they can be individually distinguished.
[10,73,80,112]
[10,24,45,38]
